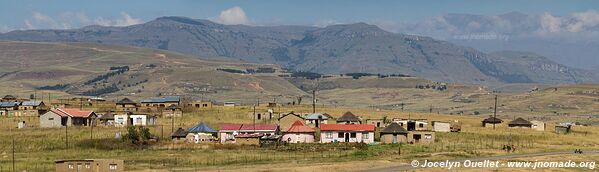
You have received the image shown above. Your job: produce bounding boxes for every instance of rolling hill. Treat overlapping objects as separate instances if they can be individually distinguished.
[1,16,597,85]
[0,41,308,103]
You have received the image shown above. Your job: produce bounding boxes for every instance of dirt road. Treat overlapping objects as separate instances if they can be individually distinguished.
[361,150,599,172]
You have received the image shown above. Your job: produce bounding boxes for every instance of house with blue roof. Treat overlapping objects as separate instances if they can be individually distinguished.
[187,122,218,143]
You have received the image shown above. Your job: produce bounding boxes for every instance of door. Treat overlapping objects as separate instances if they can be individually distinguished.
[392,134,397,143]
[413,134,421,143]
[344,133,350,142]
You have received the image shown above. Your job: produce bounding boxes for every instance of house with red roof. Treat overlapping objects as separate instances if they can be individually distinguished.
[320,124,375,143]
[40,108,97,128]
[282,121,315,143]
[218,123,279,144]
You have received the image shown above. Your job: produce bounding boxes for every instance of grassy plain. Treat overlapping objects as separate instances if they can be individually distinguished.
[0,105,598,171]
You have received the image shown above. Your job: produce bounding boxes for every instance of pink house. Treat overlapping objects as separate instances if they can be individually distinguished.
[320,124,375,143]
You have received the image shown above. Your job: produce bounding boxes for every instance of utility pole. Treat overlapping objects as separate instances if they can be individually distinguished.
[493,95,498,130]
[312,90,316,113]
[12,137,15,172]
[65,124,68,149]
[90,120,94,140]
[253,105,256,132]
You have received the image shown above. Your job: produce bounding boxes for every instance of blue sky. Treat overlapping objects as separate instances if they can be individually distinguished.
[1,0,598,32]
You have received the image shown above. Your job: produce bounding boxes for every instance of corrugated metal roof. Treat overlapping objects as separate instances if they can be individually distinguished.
[141,96,180,103]
[320,124,375,131]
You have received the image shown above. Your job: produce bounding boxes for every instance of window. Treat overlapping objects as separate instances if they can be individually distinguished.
[424,134,432,139]
[363,132,369,139]
[350,133,356,138]
[419,123,424,128]
[109,164,118,170]
[85,163,91,168]
[338,132,344,138]
[48,118,54,120]
[325,132,333,139]
[68,164,74,169]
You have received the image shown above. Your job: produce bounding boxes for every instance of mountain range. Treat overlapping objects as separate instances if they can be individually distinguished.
[1,16,597,85]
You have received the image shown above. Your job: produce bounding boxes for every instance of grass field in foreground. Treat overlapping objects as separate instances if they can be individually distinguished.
[0,105,598,171]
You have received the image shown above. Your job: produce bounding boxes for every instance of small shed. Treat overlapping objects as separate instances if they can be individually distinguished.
[171,128,188,143]
[432,121,451,132]
[55,159,124,172]
[555,125,571,134]
[380,123,408,144]
[530,120,546,131]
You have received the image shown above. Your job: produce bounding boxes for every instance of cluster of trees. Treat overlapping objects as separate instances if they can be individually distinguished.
[109,65,130,71]
[124,126,153,145]
[342,73,412,79]
[291,71,323,80]
[217,68,247,74]
[84,67,129,85]
[36,84,69,90]
[247,67,276,74]
[80,84,119,96]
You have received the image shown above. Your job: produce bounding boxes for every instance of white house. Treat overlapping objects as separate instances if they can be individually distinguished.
[114,114,157,127]
[319,124,375,143]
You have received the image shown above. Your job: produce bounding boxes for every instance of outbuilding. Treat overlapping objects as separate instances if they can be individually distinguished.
[380,123,408,144]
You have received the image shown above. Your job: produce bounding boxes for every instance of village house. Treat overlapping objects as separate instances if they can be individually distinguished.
[40,108,97,128]
[530,120,546,131]
[336,111,362,124]
[141,96,180,109]
[171,128,188,143]
[97,111,115,126]
[282,120,316,143]
[393,119,428,131]
[114,113,157,127]
[1,95,19,102]
[365,118,387,128]
[0,102,20,116]
[320,124,375,143]
[186,122,218,143]
[218,123,243,144]
[19,101,47,116]
[407,130,435,144]
[278,112,305,130]
[162,104,182,117]
[218,123,279,144]
[380,122,408,144]
[482,116,503,128]
[55,159,124,172]
[186,101,213,109]
[304,113,331,128]
[115,98,138,112]
[508,117,533,128]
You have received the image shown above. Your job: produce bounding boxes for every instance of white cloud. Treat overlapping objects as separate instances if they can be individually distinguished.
[313,19,342,27]
[94,12,142,26]
[540,12,562,33]
[24,20,35,29]
[215,6,250,25]
[21,11,142,30]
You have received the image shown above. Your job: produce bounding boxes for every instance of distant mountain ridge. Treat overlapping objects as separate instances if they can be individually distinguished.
[1,16,597,84]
